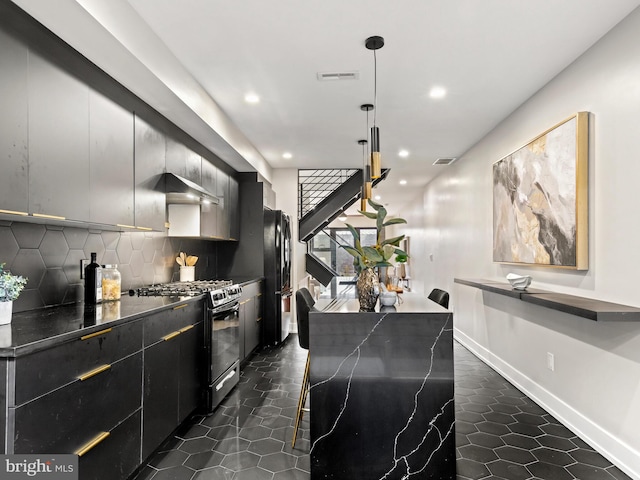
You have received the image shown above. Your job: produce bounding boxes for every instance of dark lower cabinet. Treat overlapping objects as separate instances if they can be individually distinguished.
[142,333,180,459]
[244,296,260,356]
[0,299,206,480]
[142,301,205,459]
[240,280,263,362]
[79,409,142,480]
[13,352,142,454]
[178,323,204,423]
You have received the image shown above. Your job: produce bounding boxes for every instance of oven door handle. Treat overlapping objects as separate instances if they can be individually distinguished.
[215,369,237,391]
[209,303,240,317]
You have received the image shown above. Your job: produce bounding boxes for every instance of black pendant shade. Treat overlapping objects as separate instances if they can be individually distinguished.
[370,126,381,179]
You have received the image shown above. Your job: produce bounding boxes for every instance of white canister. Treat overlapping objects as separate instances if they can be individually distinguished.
[0,301,13,325]
[180,266,195,282]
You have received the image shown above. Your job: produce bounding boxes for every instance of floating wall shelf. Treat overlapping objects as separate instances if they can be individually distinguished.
[454,278,640,322]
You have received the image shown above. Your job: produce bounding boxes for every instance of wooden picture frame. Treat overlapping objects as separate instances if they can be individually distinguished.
[493,112,589,270]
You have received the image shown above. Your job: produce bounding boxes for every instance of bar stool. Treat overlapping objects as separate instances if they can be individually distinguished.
[292,288,315,448]
[428,288,450,309]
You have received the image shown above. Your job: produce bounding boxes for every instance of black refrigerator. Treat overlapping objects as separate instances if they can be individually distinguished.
[263,209,293,346]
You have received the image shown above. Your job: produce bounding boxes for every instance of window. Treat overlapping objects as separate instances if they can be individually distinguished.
[309,227,377,298]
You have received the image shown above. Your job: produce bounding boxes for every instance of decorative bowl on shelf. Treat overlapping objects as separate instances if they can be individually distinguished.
[506,273,532,290]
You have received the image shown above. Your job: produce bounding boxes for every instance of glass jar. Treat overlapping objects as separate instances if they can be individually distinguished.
[102,265,121,301]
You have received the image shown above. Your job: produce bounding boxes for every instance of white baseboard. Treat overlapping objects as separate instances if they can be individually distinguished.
[454,328,640,480]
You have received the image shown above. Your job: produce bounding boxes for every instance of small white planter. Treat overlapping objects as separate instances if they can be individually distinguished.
[0,301,13,325]
[179,266,195,282]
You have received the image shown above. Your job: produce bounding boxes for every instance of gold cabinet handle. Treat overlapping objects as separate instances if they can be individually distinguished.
[257,317,262,322]
[179,324,195,333]
[75,432,110,457]
[162,331,181,341]
[0,209,28,216]
[256,293,262,297]
[32,213,66,220]
[240,300,249,305]
[79,364,111,381]
[173,304,188,310]
[80,328,112,341]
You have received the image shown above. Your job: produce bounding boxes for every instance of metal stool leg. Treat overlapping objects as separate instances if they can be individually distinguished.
[292,352,310,448]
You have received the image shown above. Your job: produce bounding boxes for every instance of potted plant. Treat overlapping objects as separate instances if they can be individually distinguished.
[341,199,408,311]
[0,263,28,325]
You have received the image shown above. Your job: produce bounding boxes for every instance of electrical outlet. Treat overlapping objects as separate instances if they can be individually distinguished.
[546,352,555,371]
[80,259,89,279]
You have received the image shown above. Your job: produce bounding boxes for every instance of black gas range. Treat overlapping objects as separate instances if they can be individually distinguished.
[131,279,242,413]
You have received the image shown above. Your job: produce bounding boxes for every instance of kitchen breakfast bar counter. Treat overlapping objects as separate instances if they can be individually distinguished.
[309,293,456,480]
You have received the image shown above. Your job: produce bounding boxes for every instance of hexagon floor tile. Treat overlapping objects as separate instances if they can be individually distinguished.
[130,339,630,480]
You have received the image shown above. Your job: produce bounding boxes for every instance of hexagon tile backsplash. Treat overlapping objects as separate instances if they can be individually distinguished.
[0,221,219,313]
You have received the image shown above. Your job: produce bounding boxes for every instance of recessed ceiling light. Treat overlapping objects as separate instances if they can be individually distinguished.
[398,149,409,158]
[374,195,381,200]
[282,152,293,159]
[429,86,447,99]
[244,93,260,104]
[399,180,407,185]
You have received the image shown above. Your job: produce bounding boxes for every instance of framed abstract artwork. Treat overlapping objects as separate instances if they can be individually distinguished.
[493,112,589,270]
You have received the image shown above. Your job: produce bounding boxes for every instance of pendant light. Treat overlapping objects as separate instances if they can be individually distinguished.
[359,103,373,212]
[358,138,369,212]
[366,35,384,179]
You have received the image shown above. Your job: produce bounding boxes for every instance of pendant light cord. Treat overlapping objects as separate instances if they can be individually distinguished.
[373,50,378,127]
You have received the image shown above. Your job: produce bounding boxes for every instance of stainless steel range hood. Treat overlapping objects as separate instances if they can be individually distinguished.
[164,172,219,205]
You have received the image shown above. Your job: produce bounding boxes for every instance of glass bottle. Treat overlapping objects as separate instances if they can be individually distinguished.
[84,252,102,304]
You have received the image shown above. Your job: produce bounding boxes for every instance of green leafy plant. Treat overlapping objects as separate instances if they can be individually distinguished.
[0,263,28,302]
[342,199,408,273]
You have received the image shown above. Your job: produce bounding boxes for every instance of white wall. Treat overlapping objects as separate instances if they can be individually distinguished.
[406,8,640,478]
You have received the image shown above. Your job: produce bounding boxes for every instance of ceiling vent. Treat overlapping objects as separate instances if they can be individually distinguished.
[433,157,457,166]
[317,71,359,81]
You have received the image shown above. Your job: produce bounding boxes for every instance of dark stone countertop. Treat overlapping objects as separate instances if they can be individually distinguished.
[0,295,204,358]
[314,292,448,314]
[231,276,264,287]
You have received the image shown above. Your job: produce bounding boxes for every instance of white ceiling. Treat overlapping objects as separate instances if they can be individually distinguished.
[14,0,640,216]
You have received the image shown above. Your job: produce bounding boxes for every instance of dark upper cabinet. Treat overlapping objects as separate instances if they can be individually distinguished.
[229,176,239,240]
[217,170,230,239]
[201,158,217,193]
[0,29,28,214]
[134,115,166,231]
[28,52,90,220]
[200,159,219,238]
[89,91,134,226]
[165,137,201,185]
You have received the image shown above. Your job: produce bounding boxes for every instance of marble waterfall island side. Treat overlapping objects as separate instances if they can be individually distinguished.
[309,295,455,479]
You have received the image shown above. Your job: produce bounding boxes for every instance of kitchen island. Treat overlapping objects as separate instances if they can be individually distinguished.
[309,293,455,479]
